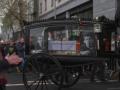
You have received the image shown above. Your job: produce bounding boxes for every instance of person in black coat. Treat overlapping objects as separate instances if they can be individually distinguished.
[15,38,25,71]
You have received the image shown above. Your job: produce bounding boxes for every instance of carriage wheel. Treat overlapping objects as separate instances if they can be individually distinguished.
[51,66,81,88]
[22,53,63,90]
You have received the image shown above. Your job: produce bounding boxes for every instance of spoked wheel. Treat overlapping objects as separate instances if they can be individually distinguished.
[51,66,81,88]
[23,53,63,90]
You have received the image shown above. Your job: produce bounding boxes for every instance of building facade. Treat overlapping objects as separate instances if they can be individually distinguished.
[35,0,118,20]
[27,0,34,21]
[93,0,116,20]
[36,0,92,19]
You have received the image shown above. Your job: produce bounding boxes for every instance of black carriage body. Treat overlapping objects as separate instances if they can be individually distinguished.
[23,19,117,59]
[23,19,119,90]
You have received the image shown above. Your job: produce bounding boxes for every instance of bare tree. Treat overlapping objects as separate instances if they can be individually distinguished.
[0,0,29,37]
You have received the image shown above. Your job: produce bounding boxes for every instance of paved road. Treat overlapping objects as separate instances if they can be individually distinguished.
[5,73,120,90]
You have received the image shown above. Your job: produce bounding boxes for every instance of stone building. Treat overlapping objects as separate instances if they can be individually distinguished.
[34,0,118,20]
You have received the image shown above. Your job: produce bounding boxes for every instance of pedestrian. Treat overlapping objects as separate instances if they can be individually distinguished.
[15,37,25,71]
[0,51,22,90]
[8,41,16,55]
[6,40,18,72]
[90,61,106,82]
[0,40,22,90]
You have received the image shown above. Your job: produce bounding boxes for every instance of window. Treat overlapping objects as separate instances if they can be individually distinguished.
[58,0,61,3]
[51,0,54,7]
[39,2,42,14]
[45,0,47,11]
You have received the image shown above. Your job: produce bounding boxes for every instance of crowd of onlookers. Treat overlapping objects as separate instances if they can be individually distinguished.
[0,38,25,64]
[0,37,25,90]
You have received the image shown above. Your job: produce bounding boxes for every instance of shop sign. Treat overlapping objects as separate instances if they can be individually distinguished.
[94,24,101,33]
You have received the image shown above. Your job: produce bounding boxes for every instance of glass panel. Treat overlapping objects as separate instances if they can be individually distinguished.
[27,20,96,56]
[79,32,96,56]
[47,25,96,56]
[29,27,44,52]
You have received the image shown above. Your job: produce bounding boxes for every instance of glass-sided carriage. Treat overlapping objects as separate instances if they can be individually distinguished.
[22,18,117,90]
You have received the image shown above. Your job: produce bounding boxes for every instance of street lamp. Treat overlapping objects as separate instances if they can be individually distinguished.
[94,17,102,33]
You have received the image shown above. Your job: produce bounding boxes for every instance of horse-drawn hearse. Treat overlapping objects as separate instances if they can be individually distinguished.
[22,17,120,90]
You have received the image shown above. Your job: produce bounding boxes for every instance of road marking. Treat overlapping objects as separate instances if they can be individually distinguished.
[107,88,120,90]
[6,83,24,87]
[79,79,118,83]
[6,81,54,87]
[5,79,119,87]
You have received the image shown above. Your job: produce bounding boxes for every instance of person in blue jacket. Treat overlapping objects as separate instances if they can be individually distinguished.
[15,38,25,71]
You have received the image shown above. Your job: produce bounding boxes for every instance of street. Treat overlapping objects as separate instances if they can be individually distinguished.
[5,72,120,90]
[0,0,120,90]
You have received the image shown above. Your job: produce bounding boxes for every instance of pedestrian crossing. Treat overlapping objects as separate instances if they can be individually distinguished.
[6,79,119,87]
